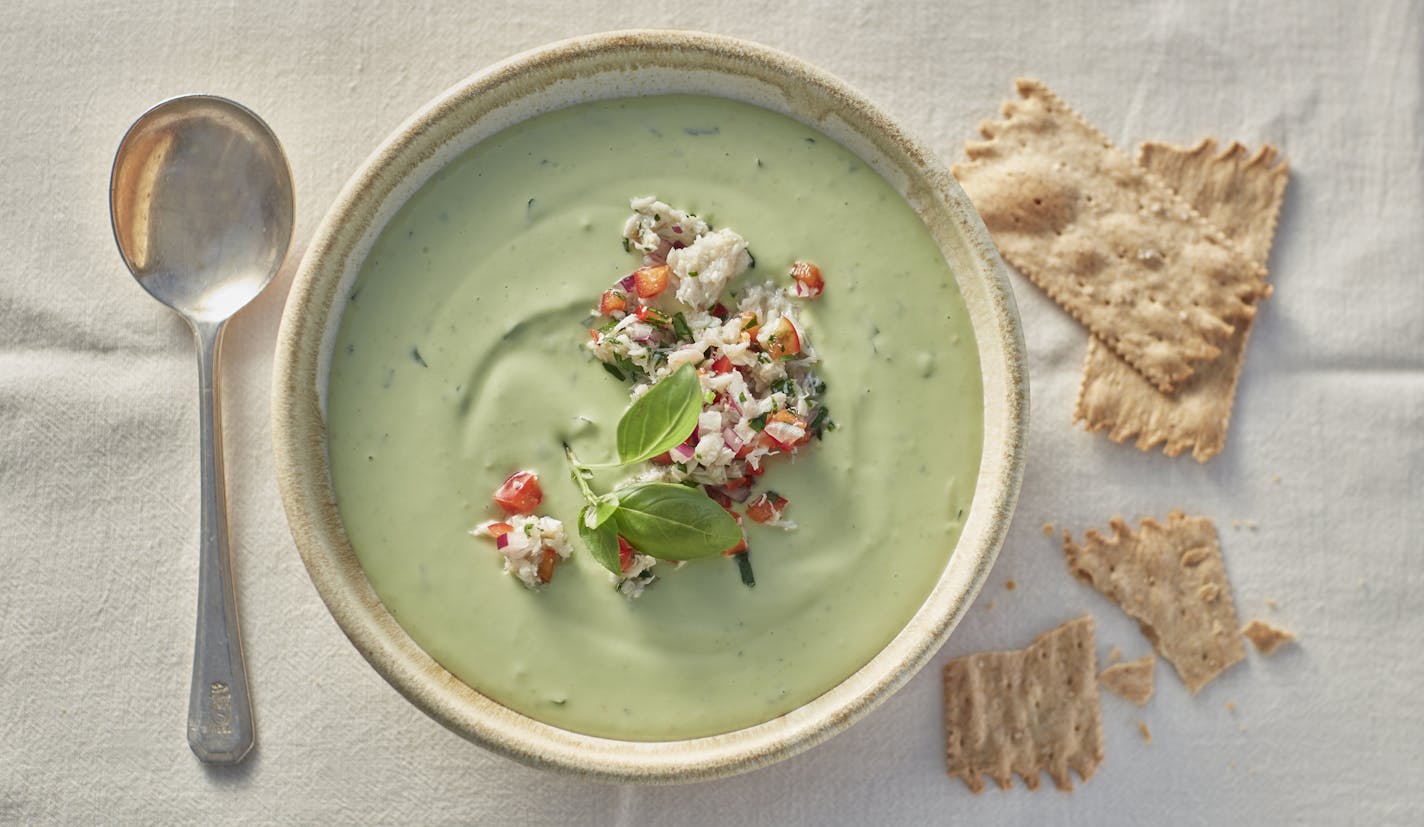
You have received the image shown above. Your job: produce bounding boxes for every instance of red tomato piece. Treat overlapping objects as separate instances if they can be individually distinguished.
[599,289,627,315]
[536,547,558,584]
[634,265,670,298]
[790,261,824,298]
[493,470,543,515]
[710,355,734,374]
[759,317,802,360]
[617,536,637,573]
[746,492,789,524]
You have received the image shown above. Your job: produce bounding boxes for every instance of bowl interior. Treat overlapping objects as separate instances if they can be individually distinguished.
[273,30,1026,783]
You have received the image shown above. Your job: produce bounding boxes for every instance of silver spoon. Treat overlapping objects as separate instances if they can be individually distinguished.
[109,95,294,764]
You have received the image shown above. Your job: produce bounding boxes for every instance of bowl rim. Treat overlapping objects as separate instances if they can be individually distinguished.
[272,28,1027,784]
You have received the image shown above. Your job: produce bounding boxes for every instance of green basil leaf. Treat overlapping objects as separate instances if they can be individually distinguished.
[616,363,702,465]
[611,482,742,560]
[578,505,623,575]
[592,494,620,528]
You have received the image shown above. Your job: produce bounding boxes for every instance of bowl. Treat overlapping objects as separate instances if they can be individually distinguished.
[272,29,1026,783]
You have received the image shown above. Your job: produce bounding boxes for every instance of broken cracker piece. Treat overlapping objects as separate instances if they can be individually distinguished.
[944,616,1104,793]
[1242,619,1294,654]
[1098,654,1156,706]
[1075,139,1289,462]
[953,80,1269,393]
[1062,511,1244,693]
[1138,721,1152,744]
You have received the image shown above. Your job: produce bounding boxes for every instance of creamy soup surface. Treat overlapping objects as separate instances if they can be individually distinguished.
[326,95,983,740]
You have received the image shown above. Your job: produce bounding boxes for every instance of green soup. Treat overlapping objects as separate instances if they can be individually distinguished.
[325,95,983,740]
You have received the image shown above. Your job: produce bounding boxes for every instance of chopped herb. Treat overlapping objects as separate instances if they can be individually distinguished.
[411,346,427,368]
[735,551,756,587]
[653,213,661,221]
[741,316,758,331]
[810,377,828,395]
[687,270,699,278]
[746,249,756,269]
[771,377,795,396]
[703,389,716,405]
[810,407,831,437]
[523,522,535,536]
[738,392,747,403]
[684,125,721,136]
[804,137,816,144]
[601,362,626,382]
[671,311,693,341]
[526,197,536,211]
[622,237,631,253]
[755,158,764,168]
[748,414,767,432]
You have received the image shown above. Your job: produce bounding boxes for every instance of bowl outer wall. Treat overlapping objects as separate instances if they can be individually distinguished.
[271,29,1027,783]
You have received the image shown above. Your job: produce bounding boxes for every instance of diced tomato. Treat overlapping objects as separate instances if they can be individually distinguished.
[762,410,811,449]
[790,261,824,298]
[746,492,789,524]
[721,509,748,556]
[723,474,752,489]
[649,451,673,465]
[634,265,670,298]
[599,289,628,315]
[617,536,637,573]
[537,547,558,584]
[759,317,802,360]
[485,522,513,538]
[710,302,730,319]
[493,470,542,515]
[588,329,601,344]
[710,355,734,374]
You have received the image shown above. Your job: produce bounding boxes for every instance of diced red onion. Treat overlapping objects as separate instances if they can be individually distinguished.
[496,534,509,550]
[618,274,636,291]
[712,483,753,503]
[722,427,744,452]
[670,442,696,463]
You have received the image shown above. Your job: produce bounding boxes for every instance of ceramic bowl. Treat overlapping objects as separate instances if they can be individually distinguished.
[272,29,1026,783]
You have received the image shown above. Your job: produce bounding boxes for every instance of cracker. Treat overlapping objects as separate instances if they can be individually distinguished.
[1242,619,1294,654]
[1075,140,1289,461]
[1062,512,1244,694]
[1098,655,1155,706]
[953,80,1269,392]
[943,616,1104,792]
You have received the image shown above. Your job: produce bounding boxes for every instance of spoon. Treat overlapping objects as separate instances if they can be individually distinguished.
[109,95,294,764]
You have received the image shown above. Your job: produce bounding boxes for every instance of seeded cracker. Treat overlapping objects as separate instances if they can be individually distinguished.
[943,616,1104,792]
[1062,512,1244,694]
[952,80,1269,393]
[1242,619,1295,654]
[1075,140,1289,461]
[1098,654,1156,706]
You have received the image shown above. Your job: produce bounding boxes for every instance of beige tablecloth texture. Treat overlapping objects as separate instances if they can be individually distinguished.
[3,1,1421,824]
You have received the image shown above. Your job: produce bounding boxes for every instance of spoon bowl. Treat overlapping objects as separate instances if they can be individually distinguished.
[110,94,294,764]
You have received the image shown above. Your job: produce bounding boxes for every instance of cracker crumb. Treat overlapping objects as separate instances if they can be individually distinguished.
[1042,522,1055,537]
[1226,701,1237,713]
[943,616,1104,792]
[1242,619,1294,655]
[1108,645,1122,664]
[1098,655,1155,707]
[1137,721,1152,744]
[984,600,996,612]
[1005,579,1017,591]
[1271,473,1282,484]
[1264,597,1279,610]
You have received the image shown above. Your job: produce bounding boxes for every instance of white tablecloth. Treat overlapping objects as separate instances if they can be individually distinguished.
[4,1,1420,823]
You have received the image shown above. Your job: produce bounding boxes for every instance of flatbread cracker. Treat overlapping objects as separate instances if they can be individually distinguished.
[1098,655,1155,706]
[1075,140,1289,461]
[1242,619,1294,654]
[1062,512,1244,694]
[943,616,1104,792]
[953,80,1270,393]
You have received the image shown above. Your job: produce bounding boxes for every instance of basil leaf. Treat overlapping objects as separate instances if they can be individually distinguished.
[616,363,702,465]
[578,504,623,575]
[592,494,619,528]
[611,482,742,560]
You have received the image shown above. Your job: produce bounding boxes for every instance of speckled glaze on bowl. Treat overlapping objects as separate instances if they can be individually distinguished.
[272,30,1026,783]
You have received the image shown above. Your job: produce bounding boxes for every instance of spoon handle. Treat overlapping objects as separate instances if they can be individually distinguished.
[187,320,255,764]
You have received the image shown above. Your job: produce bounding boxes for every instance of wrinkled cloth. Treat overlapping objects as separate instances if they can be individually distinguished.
[1,1,1420,823]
